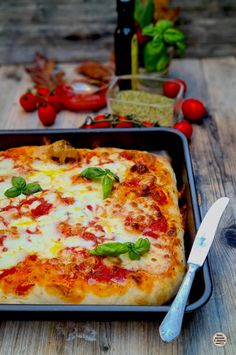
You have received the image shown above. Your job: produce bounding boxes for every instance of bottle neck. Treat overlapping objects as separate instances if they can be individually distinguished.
[116,0,134,27]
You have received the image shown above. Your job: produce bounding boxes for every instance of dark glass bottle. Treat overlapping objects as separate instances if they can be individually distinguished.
[114,0,136,76]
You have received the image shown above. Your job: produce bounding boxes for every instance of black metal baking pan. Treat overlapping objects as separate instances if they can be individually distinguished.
[0,128,212,319]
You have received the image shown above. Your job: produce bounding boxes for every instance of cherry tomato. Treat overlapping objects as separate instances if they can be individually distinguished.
[163,81,180,98]
[35,87,50,106]
[173,121,193,139]
[19,92,37,112]
[37,87,50,97]
[142,121,154,127]
[38,103,56,126]
[163,79,187,98]
[175,78,187,94]
[115,122,133,128]
[92,122,111,128]
[94,115,107,121]
[48,91,62,112]
[118,116,130,121]
[182,98,206,121]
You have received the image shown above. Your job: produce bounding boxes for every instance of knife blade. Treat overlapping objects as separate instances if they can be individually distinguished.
[187,197,229,266]
[159,197,229,343]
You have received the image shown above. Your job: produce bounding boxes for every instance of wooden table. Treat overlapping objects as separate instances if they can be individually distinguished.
[0,57,235,355]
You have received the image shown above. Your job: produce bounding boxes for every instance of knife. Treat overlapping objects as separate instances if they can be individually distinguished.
[159,197,229,343]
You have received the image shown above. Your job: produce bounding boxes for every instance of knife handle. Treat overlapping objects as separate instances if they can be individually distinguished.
[159,263,199,343]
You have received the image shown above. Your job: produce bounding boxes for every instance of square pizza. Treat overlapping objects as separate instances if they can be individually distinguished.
[0,140,185,304]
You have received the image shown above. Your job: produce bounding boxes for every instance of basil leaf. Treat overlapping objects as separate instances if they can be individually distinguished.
[90,239,151,260]
[11,176,26,190]
[142,24,156,37]
[22,183,42,195]
[152,40,165,55]
[105,169,120,182]
[4,187,21,198]
[144,41,162,72]
[163,28,185,45]
[128,246,141,260]
[155,20,173,33]
[90,242,129,256]
[134,238,151,255]
[156,51,170,72]
[102,175,113,199]
[176,41,186,57]
[153,32,163,44]
[80,167,105,179]
[135,0,153,29]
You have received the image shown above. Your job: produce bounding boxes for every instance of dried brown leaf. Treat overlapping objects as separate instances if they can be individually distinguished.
[25,52,65,89]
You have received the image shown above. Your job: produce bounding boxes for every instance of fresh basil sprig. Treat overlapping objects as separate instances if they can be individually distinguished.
[4,176,42,198]
[80,167,105,179]
[22,183,43,196]
[80,167,119,199]
[142,19,186,73]
[89,238,150,260]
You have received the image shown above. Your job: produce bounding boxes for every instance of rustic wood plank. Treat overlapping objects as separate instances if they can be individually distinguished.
[0,0,236,63]
[170,57,236,354]
[0,58,235,354]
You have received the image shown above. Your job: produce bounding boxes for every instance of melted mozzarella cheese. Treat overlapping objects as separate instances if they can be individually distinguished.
[0,148,182,275]
[0,153,134,270]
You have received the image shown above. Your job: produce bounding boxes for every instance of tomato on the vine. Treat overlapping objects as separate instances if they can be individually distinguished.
[92,121,111,128]
[182,98,206,121]
[19,92,37,112]
[117,116,130,121]
[94,115,107,121]
[142,121,154,127]
[173,121,193,139]
[115,122,133,128]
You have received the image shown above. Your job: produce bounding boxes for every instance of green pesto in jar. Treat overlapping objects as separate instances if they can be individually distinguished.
[110,90,175,127]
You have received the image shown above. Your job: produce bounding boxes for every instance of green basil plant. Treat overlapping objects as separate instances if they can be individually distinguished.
[142,20,186,73]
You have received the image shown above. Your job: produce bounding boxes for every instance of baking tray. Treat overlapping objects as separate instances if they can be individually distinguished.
[0,128,212,320]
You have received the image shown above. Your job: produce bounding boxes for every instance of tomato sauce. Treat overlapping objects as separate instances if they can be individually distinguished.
[122,179,140,188]
[20,196,44,207]
[143,214,168,238]
[88,258,129,282]
[0,235,7,246]
[0,267,17,281]
[26,226,41,235]
[151,188,168,205]
[0,252,131,300]
[81,232,97,243]
[120,151,133,160]
[61,197,75,205]
[31,202,53,218]
[0,215,9,227]
[15,283,35,296]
